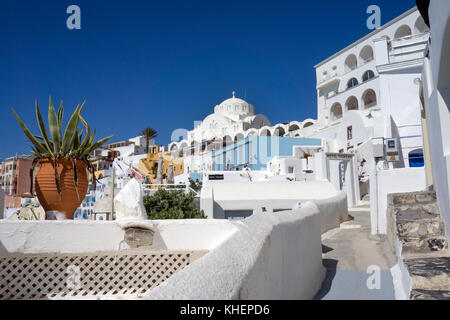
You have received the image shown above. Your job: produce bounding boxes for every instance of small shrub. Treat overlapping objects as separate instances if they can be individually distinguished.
[143,189,206,220]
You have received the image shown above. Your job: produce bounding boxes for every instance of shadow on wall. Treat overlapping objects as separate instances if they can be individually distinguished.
[0,241,7,254]
[314,258,338,300]
[390,117,406,168]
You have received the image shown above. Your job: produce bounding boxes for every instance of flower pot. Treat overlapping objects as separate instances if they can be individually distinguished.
[35,158,89,219]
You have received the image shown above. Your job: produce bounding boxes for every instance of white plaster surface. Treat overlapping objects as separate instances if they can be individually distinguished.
[369,167,426,234]
[390,239,412,300]
[201,180,348,233]
[0,219,237,254]
[145,202,326,300]
[421,1,450,241]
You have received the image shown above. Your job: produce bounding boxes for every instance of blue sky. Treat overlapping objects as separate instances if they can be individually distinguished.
[0,0,415,160]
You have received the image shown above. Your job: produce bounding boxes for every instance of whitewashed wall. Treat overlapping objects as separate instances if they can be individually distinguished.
[145,202,325,300]
[369,167,426,234]
[0,219,237,254]
[422,1,450,241]
[201,180,348,234]
[0,189,4,220]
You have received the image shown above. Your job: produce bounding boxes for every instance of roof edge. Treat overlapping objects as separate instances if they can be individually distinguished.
[314,6,418,69]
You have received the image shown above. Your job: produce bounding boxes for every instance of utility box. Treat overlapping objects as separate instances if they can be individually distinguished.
[385,138,400,162]
[373,143,385,158]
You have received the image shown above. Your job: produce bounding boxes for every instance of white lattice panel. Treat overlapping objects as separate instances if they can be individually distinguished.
[0,250,206,300]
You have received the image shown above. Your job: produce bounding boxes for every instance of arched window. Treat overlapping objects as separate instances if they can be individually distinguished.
[408,149,424,167]
[362,89,377,108]
[345,96,359,111]
[344,54,358,73]
[259,128,271,136]
[394,25,412,39]
[347,77,359,89]
[414,16,429,34]
[234,133,244,142]
[303,122,314,128]
[362,70,375,82]
[359,45,374,64]
[222,135,232,147]
[273,127,285,137]
[288,124,300,132]
[330,103,343,121]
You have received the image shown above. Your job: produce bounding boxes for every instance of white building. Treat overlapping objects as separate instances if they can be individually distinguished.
[419,0,450,238]
[93,135,153,169]
[169,92,317,156]
[301,7,430,174]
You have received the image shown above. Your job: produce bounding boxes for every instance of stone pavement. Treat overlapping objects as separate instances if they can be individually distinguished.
[315,203,397,300]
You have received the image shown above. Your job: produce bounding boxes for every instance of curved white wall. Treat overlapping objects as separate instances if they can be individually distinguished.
[144,202,326,300]
[0,219,238,254]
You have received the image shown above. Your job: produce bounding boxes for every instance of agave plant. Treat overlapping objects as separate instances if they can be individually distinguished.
[12,97,113,198]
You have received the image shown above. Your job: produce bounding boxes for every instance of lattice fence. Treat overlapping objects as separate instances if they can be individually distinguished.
[0,250,206,300]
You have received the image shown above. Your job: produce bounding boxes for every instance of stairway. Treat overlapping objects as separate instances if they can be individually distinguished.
[388,191,450,299]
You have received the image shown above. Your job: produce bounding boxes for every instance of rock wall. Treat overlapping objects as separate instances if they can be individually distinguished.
[386,191,450,300]
[387,191,448,255]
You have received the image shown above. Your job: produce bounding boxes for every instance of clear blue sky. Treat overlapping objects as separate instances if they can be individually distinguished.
[0,0,415,160]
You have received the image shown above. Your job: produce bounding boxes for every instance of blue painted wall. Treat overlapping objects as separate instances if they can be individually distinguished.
[212,136,322,171]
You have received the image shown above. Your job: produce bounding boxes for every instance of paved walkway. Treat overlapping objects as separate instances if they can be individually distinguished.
[315,203,397,300]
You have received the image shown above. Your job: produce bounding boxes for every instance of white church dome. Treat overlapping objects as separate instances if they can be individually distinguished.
[214,92,255,120]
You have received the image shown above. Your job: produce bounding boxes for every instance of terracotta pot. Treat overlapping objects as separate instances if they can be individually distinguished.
[35,158,89,219]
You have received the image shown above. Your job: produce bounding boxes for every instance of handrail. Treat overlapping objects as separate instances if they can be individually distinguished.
[142,183,199,197]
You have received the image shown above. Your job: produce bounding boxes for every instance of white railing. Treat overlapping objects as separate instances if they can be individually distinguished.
[142,184,199,197]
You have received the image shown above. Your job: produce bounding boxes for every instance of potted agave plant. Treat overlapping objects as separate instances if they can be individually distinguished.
[12,98,113,219]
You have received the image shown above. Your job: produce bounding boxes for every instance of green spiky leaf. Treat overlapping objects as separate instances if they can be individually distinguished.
[48,97,61,155]
[12,108,48,154]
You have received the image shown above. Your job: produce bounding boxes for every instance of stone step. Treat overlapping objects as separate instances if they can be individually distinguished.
[404,257,450,292]
[411,289,450,300]
[395,201,448,254]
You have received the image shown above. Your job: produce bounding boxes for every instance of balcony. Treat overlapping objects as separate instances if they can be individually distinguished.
[317,72,341,90]
[388,33,429,64]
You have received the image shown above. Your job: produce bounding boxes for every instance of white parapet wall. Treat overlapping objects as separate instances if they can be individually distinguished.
[0,219,238,299]
[0,204,326,300]
[144,202,326,300]
[369,167,426,234]
[201,180,348,234]
[0,219,238,254]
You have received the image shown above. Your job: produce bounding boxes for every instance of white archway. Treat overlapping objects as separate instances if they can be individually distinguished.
[359,45,374,64]
[234,132,244,142]
[169,142,178,151]
[344,54,358,72]
[288,122,301,132]
[345,96,359,111]
[303,120,315,128]
[394,25,412,39]
[273,126,286,137]
[246,129,258,137]
[414,16,429,34]
[330,103,343,121]
[259,127,272,136]
[362,89,377,109]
